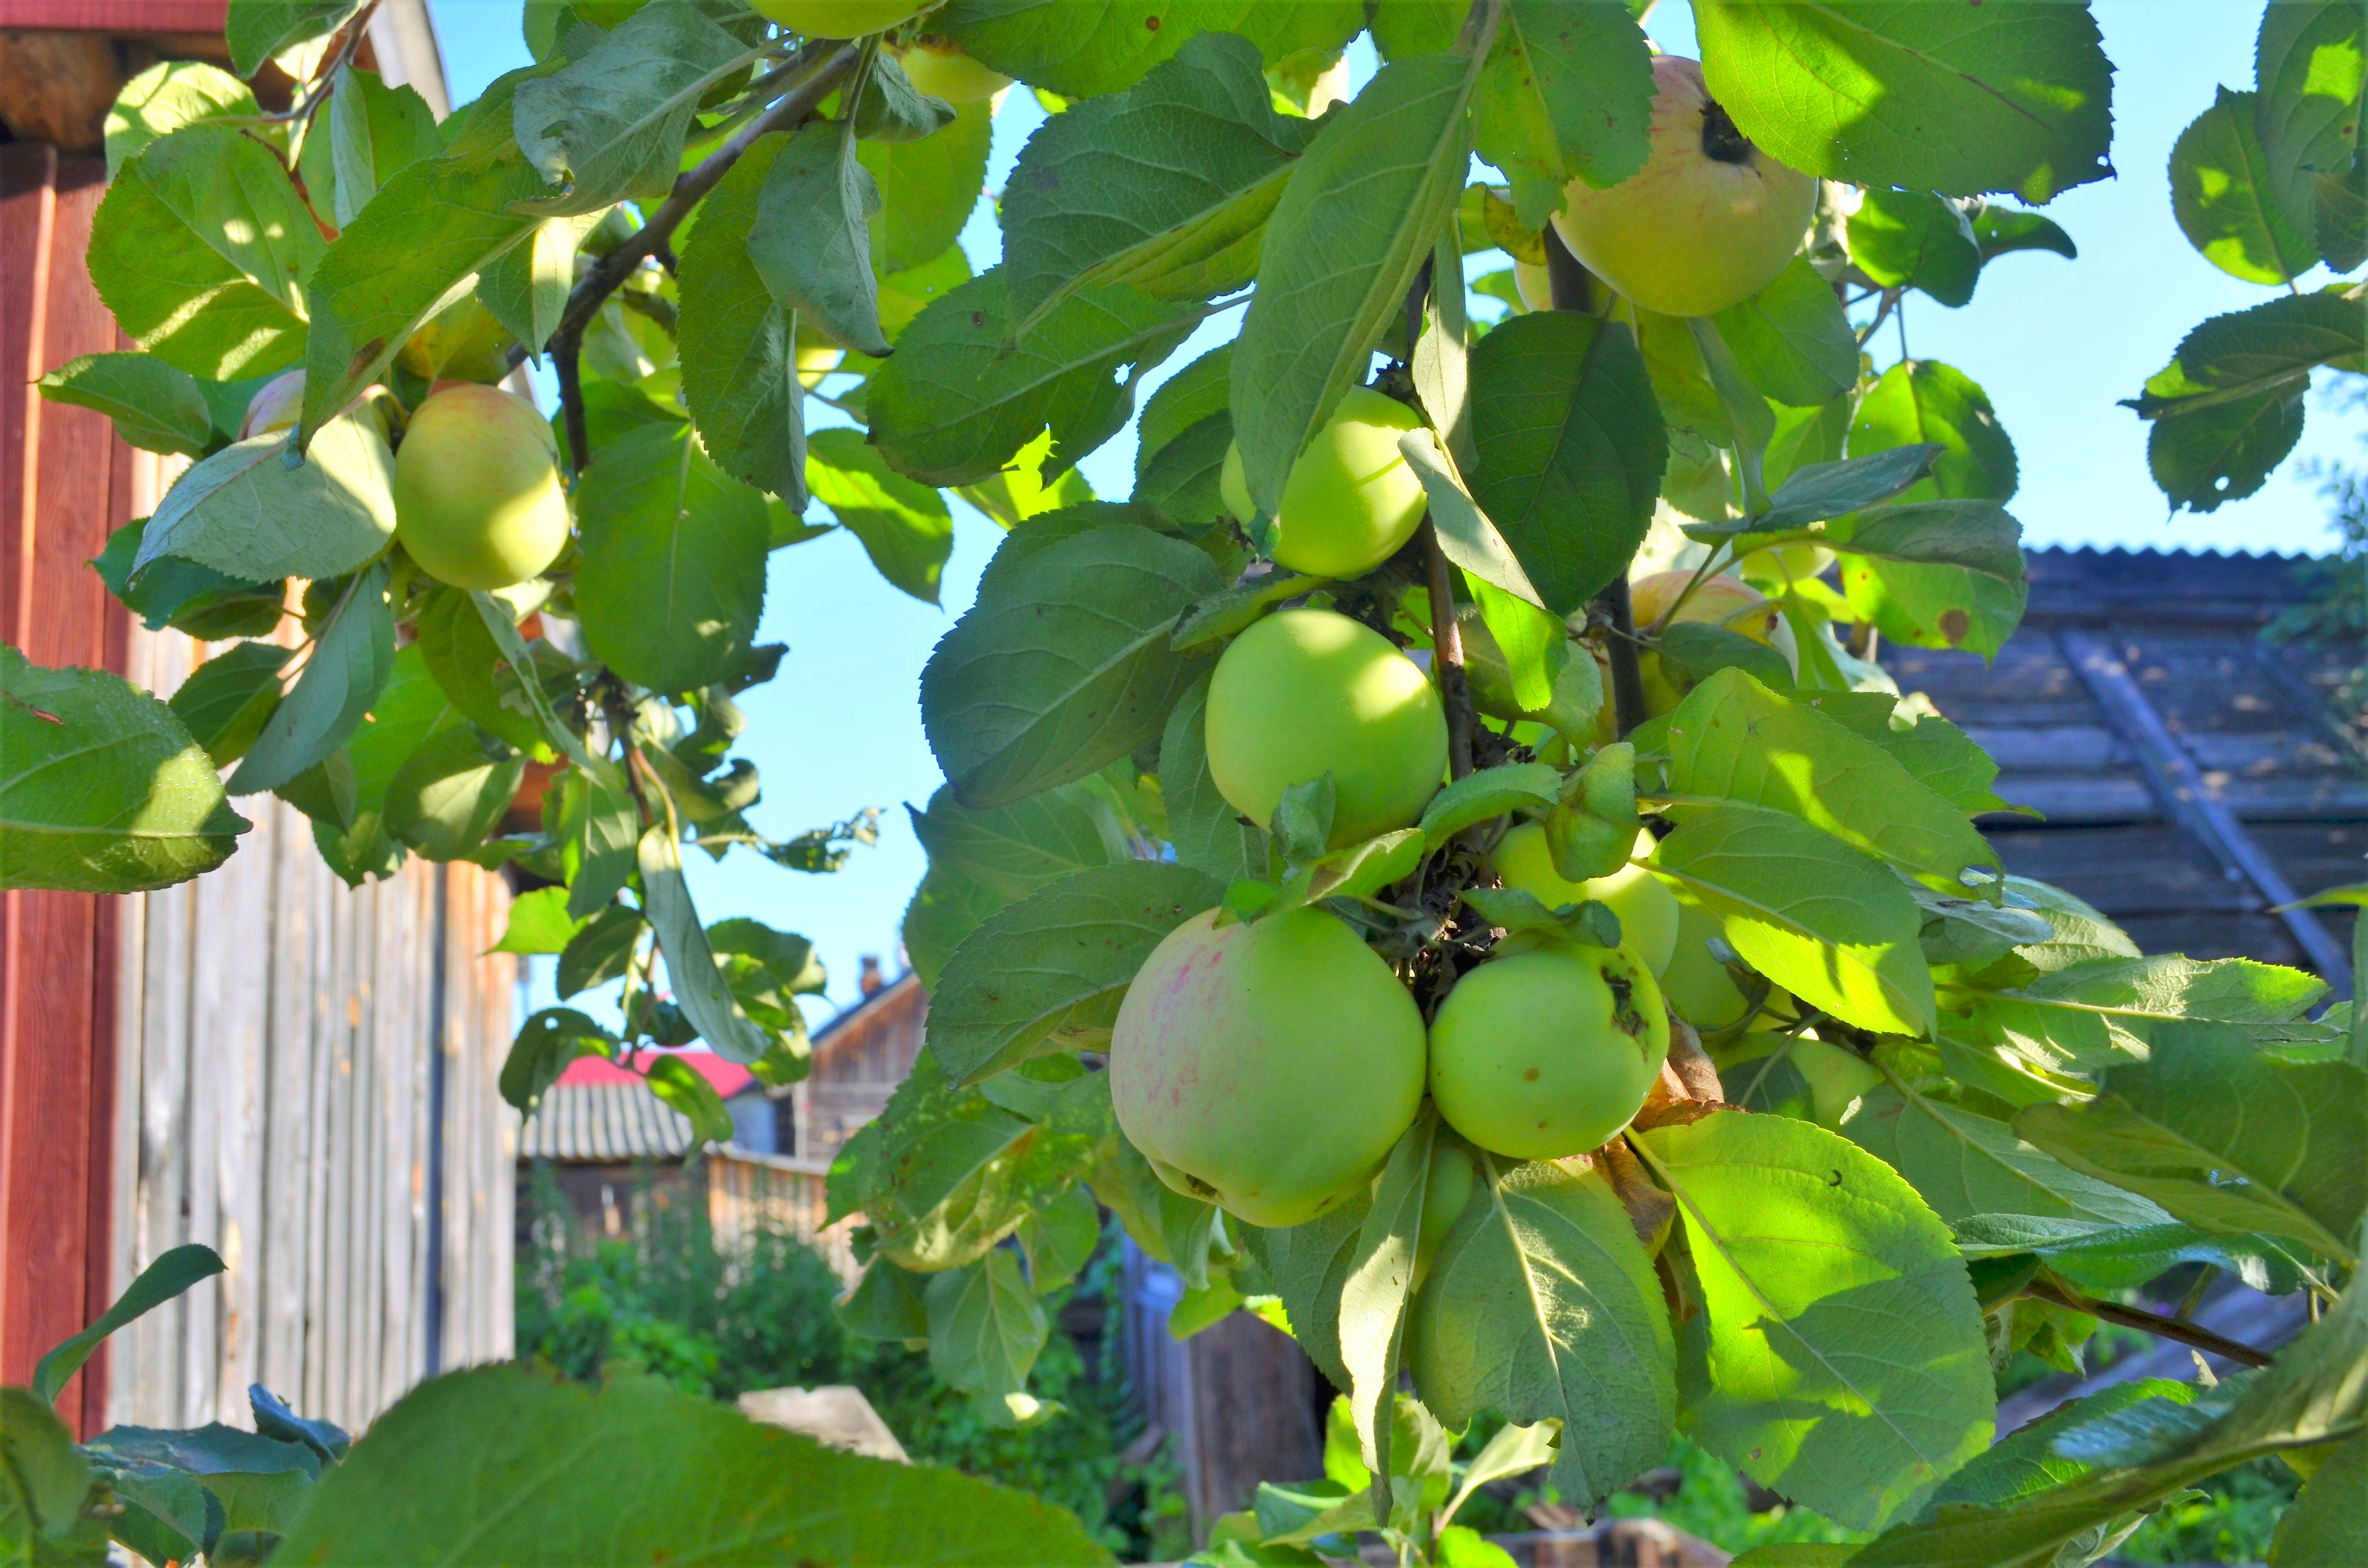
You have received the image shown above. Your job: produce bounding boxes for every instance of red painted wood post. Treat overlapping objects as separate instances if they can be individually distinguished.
[0,137,137,1436]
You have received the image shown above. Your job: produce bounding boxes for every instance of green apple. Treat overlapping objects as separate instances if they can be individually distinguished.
[393,385,570,591]
[1491,822,1678,976]
[1738,542,1838,590]
[1514,257,1552,312]
[1220,387,1429,579]
[396,293,518,384]
[746,0,924,36]
[1660,894,1754,1031]
[896,36,1009,103]
[1205,607,1448,848]
[1549,56,1816,318]
[1793,1035,1883,1128]
[1625,567,1797,719]
[1429,940,1670,1160]
[1109,907,1427,1227]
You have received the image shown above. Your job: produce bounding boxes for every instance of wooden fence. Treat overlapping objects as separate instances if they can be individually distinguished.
[705,1149,859,1285]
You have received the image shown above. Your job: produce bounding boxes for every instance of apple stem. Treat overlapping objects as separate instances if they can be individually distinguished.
[1420,520,1477,779]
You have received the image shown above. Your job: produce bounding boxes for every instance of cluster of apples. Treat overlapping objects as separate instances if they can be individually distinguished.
[1110,56,1832,1241]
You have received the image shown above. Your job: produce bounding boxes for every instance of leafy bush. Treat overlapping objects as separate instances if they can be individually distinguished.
[515,1161,1188,1561]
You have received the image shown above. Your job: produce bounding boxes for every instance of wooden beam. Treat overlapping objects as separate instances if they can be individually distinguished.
[2059,627,2353,992]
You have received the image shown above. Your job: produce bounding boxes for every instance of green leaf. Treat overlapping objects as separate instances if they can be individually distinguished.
[1838,1081,2170,1231]
[1693,0,2113,202]
[513,1,758,213]
[1398,429,1546,610]
[1233,49,1479,518]
[88,125,324,380]
[36,353,213,458]
[226,0,363,77]
[413,589,562,758]
[1850,189,1983,308]
[1136,411,1235,526]
[939,0,1362,100]
[1854,360,2018,504]
[557,905,643,998]
[299,98,549,438]
[678,131,808,505]
[904,864,1008,991]
[1967,953,2327,1075]
[135,411,395,584]
[1239,1200,1368,1392]
[925,1250,1049,1413]
[85,1423,319,1534]
[574,423,770,694]
[501,1007,618,1115]
[1003,33,1316,336]
[300,65,441,230]
[850,49,953,144]
[1465,312,1665,617]
[752,121,889,357]
[1712,257,1857,408]
[1663,668,1998,890]
[1657,622,1791,695]
[1407,1152,1675,1512]
[2171,87,2320,286]
[0,1386,100,1550]
[1972,204,2077,265]
[860,98,993,275]
[1418,761,1561,847]
[1830,500,2025,585]
[1804,692,2020,820]
[923,522,1220,809]
[1842,554,2027,661]
[2254,1,2367,246]
[2272,1429,2368,1567]
[1633,1111,1992,1531]
[490,885,587,956]
[1651,800,1934,1036]
[640,824,770,1064]
[32,1243,224,1406]
[928,862,1223,1083]
[1471,0,1656,230]
[1950,1214,2306,1298]
[168,642,289,768]
[384,725,523,861]
[105,59,257,180]
[645,1053,734,1144]
[103,1462,217,1567]
[909,779,1126,902]
[1336,1114,1436,1502]
[266,1364,1114,1564]
[806,428,953,604]
[480,212,601,357]
[1139,343,1235,465]
[872,270,1196,488]
[2015,1022,2368,1265]
[828,1048,1103,1271]
[226,564,394,796]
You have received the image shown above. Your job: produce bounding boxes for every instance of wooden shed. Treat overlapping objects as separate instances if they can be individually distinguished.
[1,0,517,1440]
[1884,546,2365,988]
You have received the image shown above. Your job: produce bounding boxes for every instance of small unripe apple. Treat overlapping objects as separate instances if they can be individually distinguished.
[1625,568,1797,718]
[745,0,924,36]
[1110,907,1427,1228]
[1659,894,1753,1031]
[393,385,570,591]
[1428,941,1670,1160]
[1219,387,1429,579]
[396,293,518,384]
[1792,1035,1883,1128]
[1513,257,1552,312]
[896,36,1010,103]
[1205,608,1448,848]
[241,368,308,438]
[1550,56,1816,318]
[1491,822,1678,976]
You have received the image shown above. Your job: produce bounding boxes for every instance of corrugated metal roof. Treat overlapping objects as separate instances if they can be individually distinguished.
[520,1081,697,1162]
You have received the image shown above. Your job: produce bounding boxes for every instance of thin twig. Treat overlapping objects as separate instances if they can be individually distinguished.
[1422,522,1476,779]
[2023,1276,2274,1370]
[1854,288,1901,349]
[541,40,860,469]
[261,0,382,125]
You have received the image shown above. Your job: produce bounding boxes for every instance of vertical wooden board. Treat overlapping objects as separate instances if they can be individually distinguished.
[1186,1314,1320,1530]
[183,796,235,1428]
[210,798,274,1420]
[104,769,148,1431]
[322,878,361,1429]
[0,143,54,628]
[258,802,317,1404]
[137,871,196,1428]
[301,844,343,1421]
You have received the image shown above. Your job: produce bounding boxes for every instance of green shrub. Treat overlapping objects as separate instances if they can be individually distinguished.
[515,1160,1188,1560]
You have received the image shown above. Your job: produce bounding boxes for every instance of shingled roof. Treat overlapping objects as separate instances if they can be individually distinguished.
[1881,546,2364,987]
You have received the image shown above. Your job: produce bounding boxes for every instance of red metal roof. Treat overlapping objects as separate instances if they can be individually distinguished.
[556,1049,755,1098]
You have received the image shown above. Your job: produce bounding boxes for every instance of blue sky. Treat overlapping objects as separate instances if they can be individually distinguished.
[426,0,2366,1020]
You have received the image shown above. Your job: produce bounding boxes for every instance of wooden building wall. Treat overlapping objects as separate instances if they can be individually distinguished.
[800,972,926,1164]
[3,21,515,1436]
